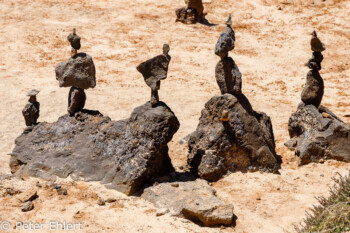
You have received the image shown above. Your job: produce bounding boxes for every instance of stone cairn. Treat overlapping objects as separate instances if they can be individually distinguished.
[186,16,281,182]
[22,89,40,126]
[175,0,206,24]
[286,31,350,165]
[300,30,325,108]
[55,28,96,115]
[215,15,242,96]
[136,44,171,106]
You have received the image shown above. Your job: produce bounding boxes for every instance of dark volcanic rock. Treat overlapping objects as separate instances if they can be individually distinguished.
[22,102,40,126]
[300,69,324,108]
[187,94,281,181]
[137,44,171,105]
[311,30,325,52]
[215,21,235,59]
[55,53,96,89]
[10,102,179,195]
[68,87,86,115]
[67,28,81,50]
[142,179,235,227]
[287,103,350,165]
[215,56,242,95]
[21,201,34,212]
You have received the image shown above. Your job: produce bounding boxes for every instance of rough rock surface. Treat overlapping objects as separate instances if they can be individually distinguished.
[286,103,350,165]
[215,22,235,59]
[68,87,86,114]
[67,29,81,50]
[22,102,40,126]
[141,179,235,226]
[187,94,281,182]
[215,56,242,95]
[55,53,96,89]
[10,101,179,195]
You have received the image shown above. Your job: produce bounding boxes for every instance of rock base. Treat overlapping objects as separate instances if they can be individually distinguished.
[10,102,179,195]
[187,94,281,182]
[286,103,350,165]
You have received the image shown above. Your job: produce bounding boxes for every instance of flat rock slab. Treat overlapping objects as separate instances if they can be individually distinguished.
[187,94,281,182]
[141,179,235,227]
[287,103,350,165]
[10,102,179,195]
[55,53,96,89]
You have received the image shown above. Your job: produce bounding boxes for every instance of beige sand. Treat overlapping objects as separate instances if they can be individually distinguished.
[0,0,350,232]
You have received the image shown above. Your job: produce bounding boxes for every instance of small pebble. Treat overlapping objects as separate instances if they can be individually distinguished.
[156,208,169,216]
[97,198,105,206]
[171,183,179,188]
[105,198,116,203]
[320,174,324,177]
[53,184,61,189]
[21,201,34,212]
[57,188,67,195]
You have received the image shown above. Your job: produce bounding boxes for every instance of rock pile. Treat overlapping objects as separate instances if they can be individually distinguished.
[22,89,40,126]
[137,44,171,105]
[186,17,281,182]
[286,31,350,165]
[215,15,242,95]
[55,29,96,114]
[175,0,206,24]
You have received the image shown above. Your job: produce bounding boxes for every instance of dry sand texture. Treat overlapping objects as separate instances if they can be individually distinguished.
[1,0,350,232]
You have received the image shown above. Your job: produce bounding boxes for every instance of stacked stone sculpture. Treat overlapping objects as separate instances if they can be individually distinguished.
[286,31,350,165]
[12,42,180,196]
[175,0,206,24]
[137,44,171,105]
[215,15,242,95]
[55,28,96,115]
[300,31,325,107]
[186,16,281,182]
[22,89,40,126]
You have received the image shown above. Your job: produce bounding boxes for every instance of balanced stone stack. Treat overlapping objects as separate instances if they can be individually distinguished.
[137,44,171,106]
[175,0,205,24]
[286,31,350,165]
[186,16,281,182]
[55,29,96,115]
[22,89,40,126]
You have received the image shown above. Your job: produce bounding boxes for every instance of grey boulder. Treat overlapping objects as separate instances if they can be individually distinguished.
[287,103,350,165]
[55,53,96,89]
[10,101,179,195]
[187,94,281,181]
[141,179,235,226]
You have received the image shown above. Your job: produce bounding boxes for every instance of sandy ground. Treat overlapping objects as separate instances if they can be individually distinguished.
[0,0,350,232]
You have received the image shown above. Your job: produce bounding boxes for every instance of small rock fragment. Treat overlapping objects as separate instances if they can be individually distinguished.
[97,198,105,206]
[56,188,67,195]
[156,208,169,216]
[105,198,116,203]
[21,201,34,212]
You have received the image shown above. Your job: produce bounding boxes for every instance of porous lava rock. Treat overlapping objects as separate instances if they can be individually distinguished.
[286,103,350,165]
[10,101,179,195]
[187,94,281,182]
[55,53,96,90]
[141,179,235,227]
